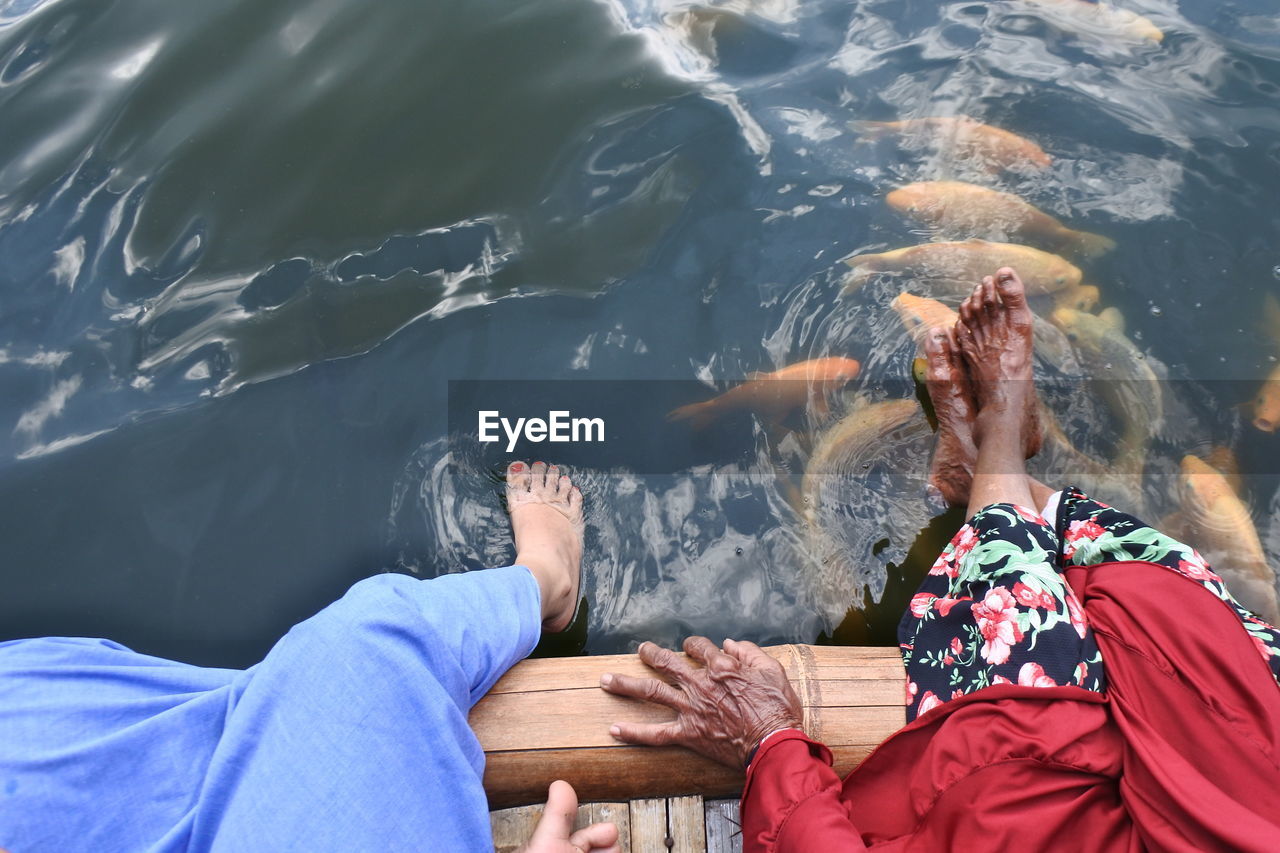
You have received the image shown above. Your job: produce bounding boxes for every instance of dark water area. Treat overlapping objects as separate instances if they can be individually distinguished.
[1,0,1279,666]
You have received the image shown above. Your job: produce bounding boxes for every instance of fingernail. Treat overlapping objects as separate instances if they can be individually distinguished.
[609,725,622,738]
[600,673,613,687]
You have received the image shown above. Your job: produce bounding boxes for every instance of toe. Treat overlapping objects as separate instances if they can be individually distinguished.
[945,327,965,367]
[569,486,583,515]
[924,328,949,377]
[507,460,532,492]
[981,275,1001,314]
[530,461,548,489]
[993,266,1034,318]
[545,465,560,493]
[558,474,573,501]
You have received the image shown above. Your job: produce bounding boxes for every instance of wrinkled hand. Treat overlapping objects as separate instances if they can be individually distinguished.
[516,781,620,853]
[599,637,803,768]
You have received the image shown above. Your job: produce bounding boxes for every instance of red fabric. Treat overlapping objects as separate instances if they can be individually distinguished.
[741,560,1280,852]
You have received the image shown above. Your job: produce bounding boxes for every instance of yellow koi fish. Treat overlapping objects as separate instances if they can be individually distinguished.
[851,116,1052,171]
[887,181,1115,259]
[844,239,1082,296]
[668,357,862,430]
[1180,455,1279,622]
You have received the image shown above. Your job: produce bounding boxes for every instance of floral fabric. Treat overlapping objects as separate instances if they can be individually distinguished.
[899,487,1280,721]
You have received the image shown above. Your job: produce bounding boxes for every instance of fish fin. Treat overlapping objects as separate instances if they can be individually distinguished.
[842,265,876,294]
[1098,306,1126,333]
[667,400,718,430]
[847,120,891,137]
[1070,230,1117,260]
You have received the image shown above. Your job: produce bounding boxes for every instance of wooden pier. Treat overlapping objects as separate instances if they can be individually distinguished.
[492,796,744,852]
[478,644,907,850]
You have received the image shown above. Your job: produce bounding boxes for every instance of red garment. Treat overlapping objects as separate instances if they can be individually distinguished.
[741,561,1280,852]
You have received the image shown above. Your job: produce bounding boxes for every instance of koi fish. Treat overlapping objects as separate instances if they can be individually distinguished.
[1180,455,1279,622]
[886,181,1115,259]
[1021,0,1164,43]
[667,357,862,430]
[1204,446,1244,496]
[1051,306,1161,479]
[891,292,958,346]
[850,116,1052,171]
[1054,283,1101,312]
[844,239,1082,296]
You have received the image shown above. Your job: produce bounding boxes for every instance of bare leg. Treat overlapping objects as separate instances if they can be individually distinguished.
[956,268,1038,518]
[1027,477,1056,514]
[506,461,584,632]
[925,327,979,506]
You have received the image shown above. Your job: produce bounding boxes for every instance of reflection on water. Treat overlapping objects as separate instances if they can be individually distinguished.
[1,0,1278,663]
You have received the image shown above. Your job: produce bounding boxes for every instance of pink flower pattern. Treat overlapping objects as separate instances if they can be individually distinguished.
[901,491,1280,722]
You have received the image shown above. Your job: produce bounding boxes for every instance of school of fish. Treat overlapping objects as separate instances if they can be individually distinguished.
[663,2,1278,626]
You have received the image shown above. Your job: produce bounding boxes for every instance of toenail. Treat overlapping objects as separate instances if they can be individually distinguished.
[511,462,523,471]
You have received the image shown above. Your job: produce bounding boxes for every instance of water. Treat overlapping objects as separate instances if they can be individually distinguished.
[1,0,1278,665]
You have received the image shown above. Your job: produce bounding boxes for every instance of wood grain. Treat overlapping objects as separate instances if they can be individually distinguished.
[704,799,742,853]
[628,798,668,851]
[668,795,706,853]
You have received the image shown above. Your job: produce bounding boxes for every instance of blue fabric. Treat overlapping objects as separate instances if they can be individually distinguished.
[0,565,542,852]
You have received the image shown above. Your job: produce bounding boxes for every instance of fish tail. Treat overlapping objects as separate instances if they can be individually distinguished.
[667,400,718,430]
[1069,229,1117,259]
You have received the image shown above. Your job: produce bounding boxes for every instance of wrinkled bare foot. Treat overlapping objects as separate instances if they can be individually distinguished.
[507,461,584,633]
[924,326,977,506]
[955,267,1042,456]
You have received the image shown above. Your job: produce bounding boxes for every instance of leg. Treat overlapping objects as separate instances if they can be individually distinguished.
[923,327,978,507]
[194,463,586,851]
[900,269,1104,720]
[956,268,1038,515]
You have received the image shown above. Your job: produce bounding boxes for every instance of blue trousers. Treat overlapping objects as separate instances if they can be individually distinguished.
[0,566,542,852]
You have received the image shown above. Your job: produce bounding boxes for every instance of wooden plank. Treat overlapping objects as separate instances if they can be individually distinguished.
[490,804,542,853]
[668,795,706,853]
[629,798,668,851]
[705,799,742,853]
[474,688,903,753]
[585,803,631,853]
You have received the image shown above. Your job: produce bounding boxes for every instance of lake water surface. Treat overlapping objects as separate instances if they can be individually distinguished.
[2,0,1278,665]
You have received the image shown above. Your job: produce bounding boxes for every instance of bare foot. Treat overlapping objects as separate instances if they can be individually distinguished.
[955,267,1042,456]
[507,461,584,633]
[924,326,977,506]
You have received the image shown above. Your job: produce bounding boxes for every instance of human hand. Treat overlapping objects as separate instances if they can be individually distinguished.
[516,780,620,853]
[599,637,804,768]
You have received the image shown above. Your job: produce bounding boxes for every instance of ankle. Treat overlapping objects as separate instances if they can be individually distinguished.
[518,553,572,621]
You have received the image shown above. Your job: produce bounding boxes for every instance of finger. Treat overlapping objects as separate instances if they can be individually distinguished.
[682,635,731,667]
[637,641,696,680]
[722,638,766,663]
[599,672,688,710]
[568,821,620,852]
[527,780,578,844]
[609,720,681,747]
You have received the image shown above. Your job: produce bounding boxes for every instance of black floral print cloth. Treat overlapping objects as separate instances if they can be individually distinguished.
[900,487,1280,721]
